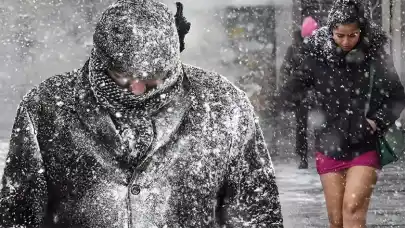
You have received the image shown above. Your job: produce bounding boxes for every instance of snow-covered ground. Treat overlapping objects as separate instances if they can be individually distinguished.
[274,158,405,227]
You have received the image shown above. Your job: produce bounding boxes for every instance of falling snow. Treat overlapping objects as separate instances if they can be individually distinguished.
[1,0,405,227]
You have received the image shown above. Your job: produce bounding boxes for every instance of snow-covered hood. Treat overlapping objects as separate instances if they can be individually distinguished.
[304,0,387,63]
[92,0,181,79]
[88,0,183,116]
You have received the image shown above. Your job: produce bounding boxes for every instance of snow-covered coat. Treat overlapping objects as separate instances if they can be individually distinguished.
[0,1,282,226]
[0,61,283,228]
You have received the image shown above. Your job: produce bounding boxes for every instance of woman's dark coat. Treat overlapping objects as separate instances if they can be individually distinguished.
[281,3,405,160]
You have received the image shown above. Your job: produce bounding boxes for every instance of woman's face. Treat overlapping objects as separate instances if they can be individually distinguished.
[332,22,361,52]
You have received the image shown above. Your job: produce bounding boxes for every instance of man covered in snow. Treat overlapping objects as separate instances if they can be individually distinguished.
[0,1,283,227]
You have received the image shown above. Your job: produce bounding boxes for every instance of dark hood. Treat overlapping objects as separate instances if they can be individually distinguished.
[304,0,387,63]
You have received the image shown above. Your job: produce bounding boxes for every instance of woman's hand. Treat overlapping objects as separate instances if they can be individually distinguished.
[366,118,377,132]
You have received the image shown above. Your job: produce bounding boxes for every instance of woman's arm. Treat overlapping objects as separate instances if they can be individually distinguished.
[368,51,405,131]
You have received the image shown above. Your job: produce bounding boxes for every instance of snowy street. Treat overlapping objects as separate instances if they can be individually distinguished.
[1,141,404,227]
[274,157,405,227]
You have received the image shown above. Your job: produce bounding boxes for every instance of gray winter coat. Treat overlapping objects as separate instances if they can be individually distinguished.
[0,62,283,227]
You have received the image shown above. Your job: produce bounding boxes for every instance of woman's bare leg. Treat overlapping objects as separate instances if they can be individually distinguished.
[342,166,377,228]
[320,171,346,228]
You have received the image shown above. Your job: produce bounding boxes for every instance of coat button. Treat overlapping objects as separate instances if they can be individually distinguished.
[130,184,141,195]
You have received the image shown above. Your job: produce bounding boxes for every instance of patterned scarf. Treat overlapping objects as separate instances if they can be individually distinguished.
[88,48,183,118]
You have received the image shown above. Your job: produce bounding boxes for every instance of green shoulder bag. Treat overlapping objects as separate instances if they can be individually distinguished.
[367,65,404,166]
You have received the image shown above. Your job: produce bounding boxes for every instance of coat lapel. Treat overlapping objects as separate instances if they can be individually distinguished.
[73,64,124,158]
[136,80,194,171]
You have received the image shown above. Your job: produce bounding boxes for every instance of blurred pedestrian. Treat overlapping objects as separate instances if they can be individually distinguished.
[280,16,319,169]
[281,0,405,227]
[0,1,283,227]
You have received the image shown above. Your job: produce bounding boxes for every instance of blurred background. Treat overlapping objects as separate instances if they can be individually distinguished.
[1,0,405,157]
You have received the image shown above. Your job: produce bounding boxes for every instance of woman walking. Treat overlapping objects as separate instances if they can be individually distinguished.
[281,0,405,227]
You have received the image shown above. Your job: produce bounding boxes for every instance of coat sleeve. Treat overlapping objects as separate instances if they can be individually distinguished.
[278,54,315,111]
[369,51,405,131]
[0,102,48,227]
[223,116,283,227]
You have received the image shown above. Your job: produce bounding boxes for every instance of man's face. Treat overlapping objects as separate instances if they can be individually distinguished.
[107,69,164,95]
[103,25,180,96]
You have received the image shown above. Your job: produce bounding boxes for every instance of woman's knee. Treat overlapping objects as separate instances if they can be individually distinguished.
[342,199,360,215]
[342,198,367,222]
[342,166,377,221]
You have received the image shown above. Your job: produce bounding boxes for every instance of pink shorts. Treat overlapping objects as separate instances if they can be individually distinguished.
[316,150,381,175]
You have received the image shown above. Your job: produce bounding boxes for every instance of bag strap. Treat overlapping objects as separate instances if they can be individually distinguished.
[365,63,375,116]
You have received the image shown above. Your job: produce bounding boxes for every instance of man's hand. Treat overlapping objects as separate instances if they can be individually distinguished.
[366,118,377,132]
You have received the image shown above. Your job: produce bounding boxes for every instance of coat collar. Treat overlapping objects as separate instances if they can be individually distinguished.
[71,60,194,170]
